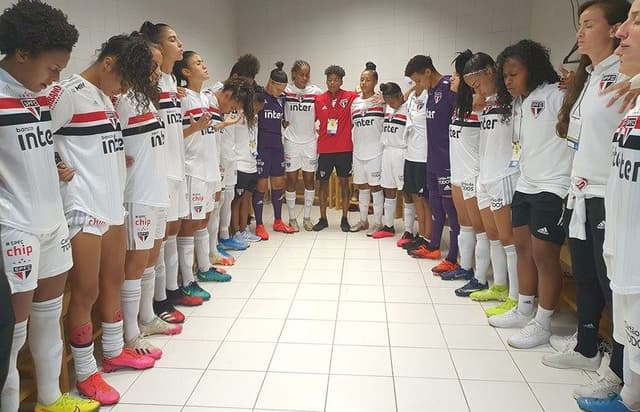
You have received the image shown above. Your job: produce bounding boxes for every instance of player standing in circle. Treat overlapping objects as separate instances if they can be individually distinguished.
[489,40,573,350]
[542,0,629,401]
[51,33,158,405]
[349,62,385,235]
[313,65,359,232]
[0,2,100,411]
[253,62,293,240]
[284,60,323,231]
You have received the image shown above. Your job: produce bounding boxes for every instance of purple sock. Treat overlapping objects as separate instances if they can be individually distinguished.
[429,192,446,249]
[271,188,284,221]
[253,191,265,225]
[443,196,459,263]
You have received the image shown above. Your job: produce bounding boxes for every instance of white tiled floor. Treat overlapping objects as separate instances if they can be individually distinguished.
[98,208,591,411]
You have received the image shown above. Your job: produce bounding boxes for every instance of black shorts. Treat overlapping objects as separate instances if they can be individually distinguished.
[512,191,566,245]
[402,160,427,196]
[236,171,258,196]
[317,152,352,181]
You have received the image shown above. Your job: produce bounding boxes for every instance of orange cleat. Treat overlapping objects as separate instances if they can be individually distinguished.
[409,245,442,260]
[273,219,295,234]
[255,224,270,240]
[431,259,459,274]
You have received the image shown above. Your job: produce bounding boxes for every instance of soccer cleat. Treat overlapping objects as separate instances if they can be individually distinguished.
[488,306,533,328]
[542,350,602,371]
[573,370,622,400]
[153,299,185,324]
[372,226,395,239]
[255,224,270,240]
[273,219,295,234]
[313,217,329,231]
[455,278,488,297]
[432,259,460,274]
[507,319,551,349]
[409,245,442,259]
[484,298,517,317]
[470,284,508,302]
[76,372,120,405]
[140,316,183,336]
[216,244,235,259]
[182,281,211,301]
[402,236,426,251]
[350,220,369,232]
[242,228,262,243]
[35,392,100,412]
[167,287,204,307]
[197,267,232,282]
[366,223,384,237]
[102,348,155,373]
[220,234,249,250]
[440,267,475,281]
[340,217,351,232]
[211,253,235,266]
[550,332,578,353]
[289,218,300,232]
[577,395,637,412]
[303,218,314,231]
[126,335,163,360]
[396,231,414,247]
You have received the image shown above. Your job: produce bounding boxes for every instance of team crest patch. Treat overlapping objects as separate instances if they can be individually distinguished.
[13,258,32,280]
[170,92,178,106]
[416,101,424,110]
[340,98,348,108]
[298,94,305,103]
[530,101,545,118]
[434,91,442,104]
[106,111,119,129]
[619,116,639,145]
[21,98,41,120]
[599,74,618,92]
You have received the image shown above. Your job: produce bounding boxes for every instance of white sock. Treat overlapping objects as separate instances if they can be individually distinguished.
[101,321,124,359]
[29,297,63,405]
[534,305,554,330]
[490,239,508,287]
[71,342,97,382]
[458,226,475,271]
[475,232,490,284]
[383,197,396,228]
[358,189,370,223]
[517,294,536,317]
[177,236,195,286]
[622,346,640,409]
[404,202,416,233]
[195,229,211,272]
[372,190,384,225]
[219,186,234,239]
[285,190,297,220]
[140,267,156,324]
[207,200,221,256]
[2,320,27,411]
[154,241,167,301]
[304,189,315,219]
[121,279,142,343]
[504,244,519,301]
[164,235,179,291]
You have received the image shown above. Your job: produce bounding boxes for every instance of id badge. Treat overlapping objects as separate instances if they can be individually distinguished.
[510,142,521,168]
[567,115,582,150]
[327,118,338,135]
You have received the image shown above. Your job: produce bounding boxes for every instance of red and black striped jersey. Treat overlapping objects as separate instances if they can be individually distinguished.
[283,84,323,144]
[351,96,384,160]
[381,103,409,149]
[158,73,185,181]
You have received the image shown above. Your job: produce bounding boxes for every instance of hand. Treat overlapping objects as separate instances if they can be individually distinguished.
[57,162,75,182]
[372,92,385,105]
[125,156,134,168]
[223,112,243,127]
[282,120,290,129]
[176,87,187,99]
[601,80,639,113]
[558,66,574,90]
[190,112,212,132]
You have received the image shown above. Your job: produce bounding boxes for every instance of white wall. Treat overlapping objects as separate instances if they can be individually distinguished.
[235,0,532,90]
[529,0,580,68]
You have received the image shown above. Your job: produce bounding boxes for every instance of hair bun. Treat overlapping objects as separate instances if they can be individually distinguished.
[275,61,284,70]
[140,21,155,34]
[365,61,377,71]
[379,83,388,93]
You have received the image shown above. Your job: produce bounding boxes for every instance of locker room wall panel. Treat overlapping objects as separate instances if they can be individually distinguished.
[529,0,583,68]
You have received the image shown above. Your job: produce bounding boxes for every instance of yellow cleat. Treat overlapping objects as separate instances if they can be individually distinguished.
[34,392,100,412]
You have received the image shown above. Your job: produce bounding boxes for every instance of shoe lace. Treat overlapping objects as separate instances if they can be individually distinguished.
[519,321,543,337]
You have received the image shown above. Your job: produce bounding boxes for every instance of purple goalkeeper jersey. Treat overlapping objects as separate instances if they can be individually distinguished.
[258,92,285,151]
[426,75,456,174]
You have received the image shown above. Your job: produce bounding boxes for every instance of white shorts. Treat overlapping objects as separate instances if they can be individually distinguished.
[380,147,405,190]
[613,292,640,373]
[477,173,519,211]
[459,177,478,200]
[66,211,110,239]
[221,162,238,187]
[124,203,167,251]
[1,224,72,293]
[284,140,318,173]
[353,155,382,186]
[167,178,189,222]
[186,175,217,220]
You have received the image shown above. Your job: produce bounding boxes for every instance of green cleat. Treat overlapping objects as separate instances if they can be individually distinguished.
[485,298,517,317]
[470,284,508,302]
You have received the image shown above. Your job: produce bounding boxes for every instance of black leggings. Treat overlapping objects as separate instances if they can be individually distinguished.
[0,273,15,400]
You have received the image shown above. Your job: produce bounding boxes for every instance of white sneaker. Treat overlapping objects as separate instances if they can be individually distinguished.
[488,307,533,328]
[242,228,261,243]
[542,350,602,371]
[572,368,622,399]
[550,332,577,353]
[508,320,551,349]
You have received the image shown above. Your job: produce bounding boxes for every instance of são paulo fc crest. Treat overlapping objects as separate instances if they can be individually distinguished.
[340,98,348,108]
[21,98,41,120]
[415,100,424,110]
[13,258,32,280]
[170,92,178,106]
[619,116,639,145]
[106,111,119,130]
[298,94,305,103]
[434,91,442,104]
[530,101,545,118]
[600,74,618,92]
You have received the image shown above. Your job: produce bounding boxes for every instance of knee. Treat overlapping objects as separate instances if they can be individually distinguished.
[71,284,99,310]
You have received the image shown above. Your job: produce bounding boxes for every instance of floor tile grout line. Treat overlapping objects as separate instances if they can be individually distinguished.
[381,238,400,412]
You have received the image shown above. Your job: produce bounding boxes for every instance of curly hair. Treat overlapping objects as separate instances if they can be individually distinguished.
[0,0,78,56]
[223,77,258,128]
[324,65,345,78]
[452,49,474,119]
[230,53,260,80]
[496,39,560,109]
[97,33,157,112]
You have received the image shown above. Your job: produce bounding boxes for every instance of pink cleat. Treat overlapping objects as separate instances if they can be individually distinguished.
[76,372,120,405]
[102,347,155,372]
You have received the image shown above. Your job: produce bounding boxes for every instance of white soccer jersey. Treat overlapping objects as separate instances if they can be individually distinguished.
[604,100,640,294]
[351,96,384,160]
[205,86,236,171]
[115,92,169,207]
[283,84,323,144]
[235,118,258,173]
[570,55,627,197]
[0,68,65,234]
[158,73,185,181]
[513,83,573,197]
[181,88,221,183]
[49,74,126,225]
[381,103,409,149]
[478,95,518,185]
[405,89,428,162]
[449,111,481,183]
